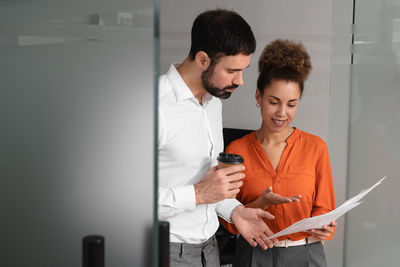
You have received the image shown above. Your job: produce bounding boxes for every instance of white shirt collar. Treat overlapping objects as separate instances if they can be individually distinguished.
[167,63,212,106]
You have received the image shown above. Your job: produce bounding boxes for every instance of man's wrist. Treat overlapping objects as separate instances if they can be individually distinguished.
[194,183,202,205]
[230,204,244,222]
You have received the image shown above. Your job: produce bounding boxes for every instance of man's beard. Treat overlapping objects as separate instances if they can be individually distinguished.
[201,65,238,99]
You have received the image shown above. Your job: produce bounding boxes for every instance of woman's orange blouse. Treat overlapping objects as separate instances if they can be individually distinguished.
[220,128,336,241]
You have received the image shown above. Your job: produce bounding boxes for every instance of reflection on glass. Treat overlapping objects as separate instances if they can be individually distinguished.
[344,0,400,266]
[0,0,156,266]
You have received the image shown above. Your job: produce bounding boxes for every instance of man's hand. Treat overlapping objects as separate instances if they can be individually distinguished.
[194,165,245,205]
[231,205,278,250]
[247,186,301,210]
[307,220,337,240]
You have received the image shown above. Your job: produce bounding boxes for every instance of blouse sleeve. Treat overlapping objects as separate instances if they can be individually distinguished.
[311,143,336,239]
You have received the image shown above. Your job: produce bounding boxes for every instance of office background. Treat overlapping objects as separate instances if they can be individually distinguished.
[1,0,399,266]
[160,1,400,266]
[1,0,155,266]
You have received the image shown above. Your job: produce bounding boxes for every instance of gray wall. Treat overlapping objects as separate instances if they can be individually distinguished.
[0,1,156,266]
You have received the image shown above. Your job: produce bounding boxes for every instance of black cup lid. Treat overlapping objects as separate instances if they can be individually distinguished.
[217,152,244,164]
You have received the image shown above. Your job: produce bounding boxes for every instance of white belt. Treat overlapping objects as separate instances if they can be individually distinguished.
[274,236,320,248]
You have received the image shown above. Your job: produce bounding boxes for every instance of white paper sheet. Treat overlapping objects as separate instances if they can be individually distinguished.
[266,176,387,239]
[337,176,386,209]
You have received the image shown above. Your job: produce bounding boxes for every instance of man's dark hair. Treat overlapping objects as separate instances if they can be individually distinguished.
[189,9,256,62]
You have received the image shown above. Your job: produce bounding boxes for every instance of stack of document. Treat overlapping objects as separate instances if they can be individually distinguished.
[266,176,387,239]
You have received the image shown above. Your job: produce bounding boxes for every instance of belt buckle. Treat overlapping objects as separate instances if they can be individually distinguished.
[284,239,289,248]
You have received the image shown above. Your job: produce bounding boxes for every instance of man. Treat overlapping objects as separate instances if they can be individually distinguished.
[158,9,277,266]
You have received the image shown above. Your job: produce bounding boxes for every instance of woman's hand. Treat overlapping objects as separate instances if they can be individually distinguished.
[247,186,301,210]
[307,220,337,240]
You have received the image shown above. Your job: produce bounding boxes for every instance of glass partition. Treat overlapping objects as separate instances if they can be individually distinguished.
[327,0,354,265]
[332,0,400,266]
[0,0,158,266]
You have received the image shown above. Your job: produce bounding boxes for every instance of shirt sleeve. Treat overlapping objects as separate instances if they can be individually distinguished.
[158,185,197,219]
[216,198,242,223]
[158,108,197,219]
[311,142,336,239]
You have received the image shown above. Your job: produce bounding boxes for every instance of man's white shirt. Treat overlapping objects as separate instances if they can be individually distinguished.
[158,64,241,243]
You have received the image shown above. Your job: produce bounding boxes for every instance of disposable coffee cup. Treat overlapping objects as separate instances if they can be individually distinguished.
[217,152,244,198]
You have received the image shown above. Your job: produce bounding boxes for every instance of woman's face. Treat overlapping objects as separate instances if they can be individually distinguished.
[256,79,301,133]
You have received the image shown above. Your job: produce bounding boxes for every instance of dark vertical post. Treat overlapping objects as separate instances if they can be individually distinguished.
[83,235,105,267]
[158,221,170,267]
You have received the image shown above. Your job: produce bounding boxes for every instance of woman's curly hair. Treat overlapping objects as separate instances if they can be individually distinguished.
[257,39,312,97]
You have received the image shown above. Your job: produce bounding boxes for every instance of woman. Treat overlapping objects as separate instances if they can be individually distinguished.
[221,39,336,267]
